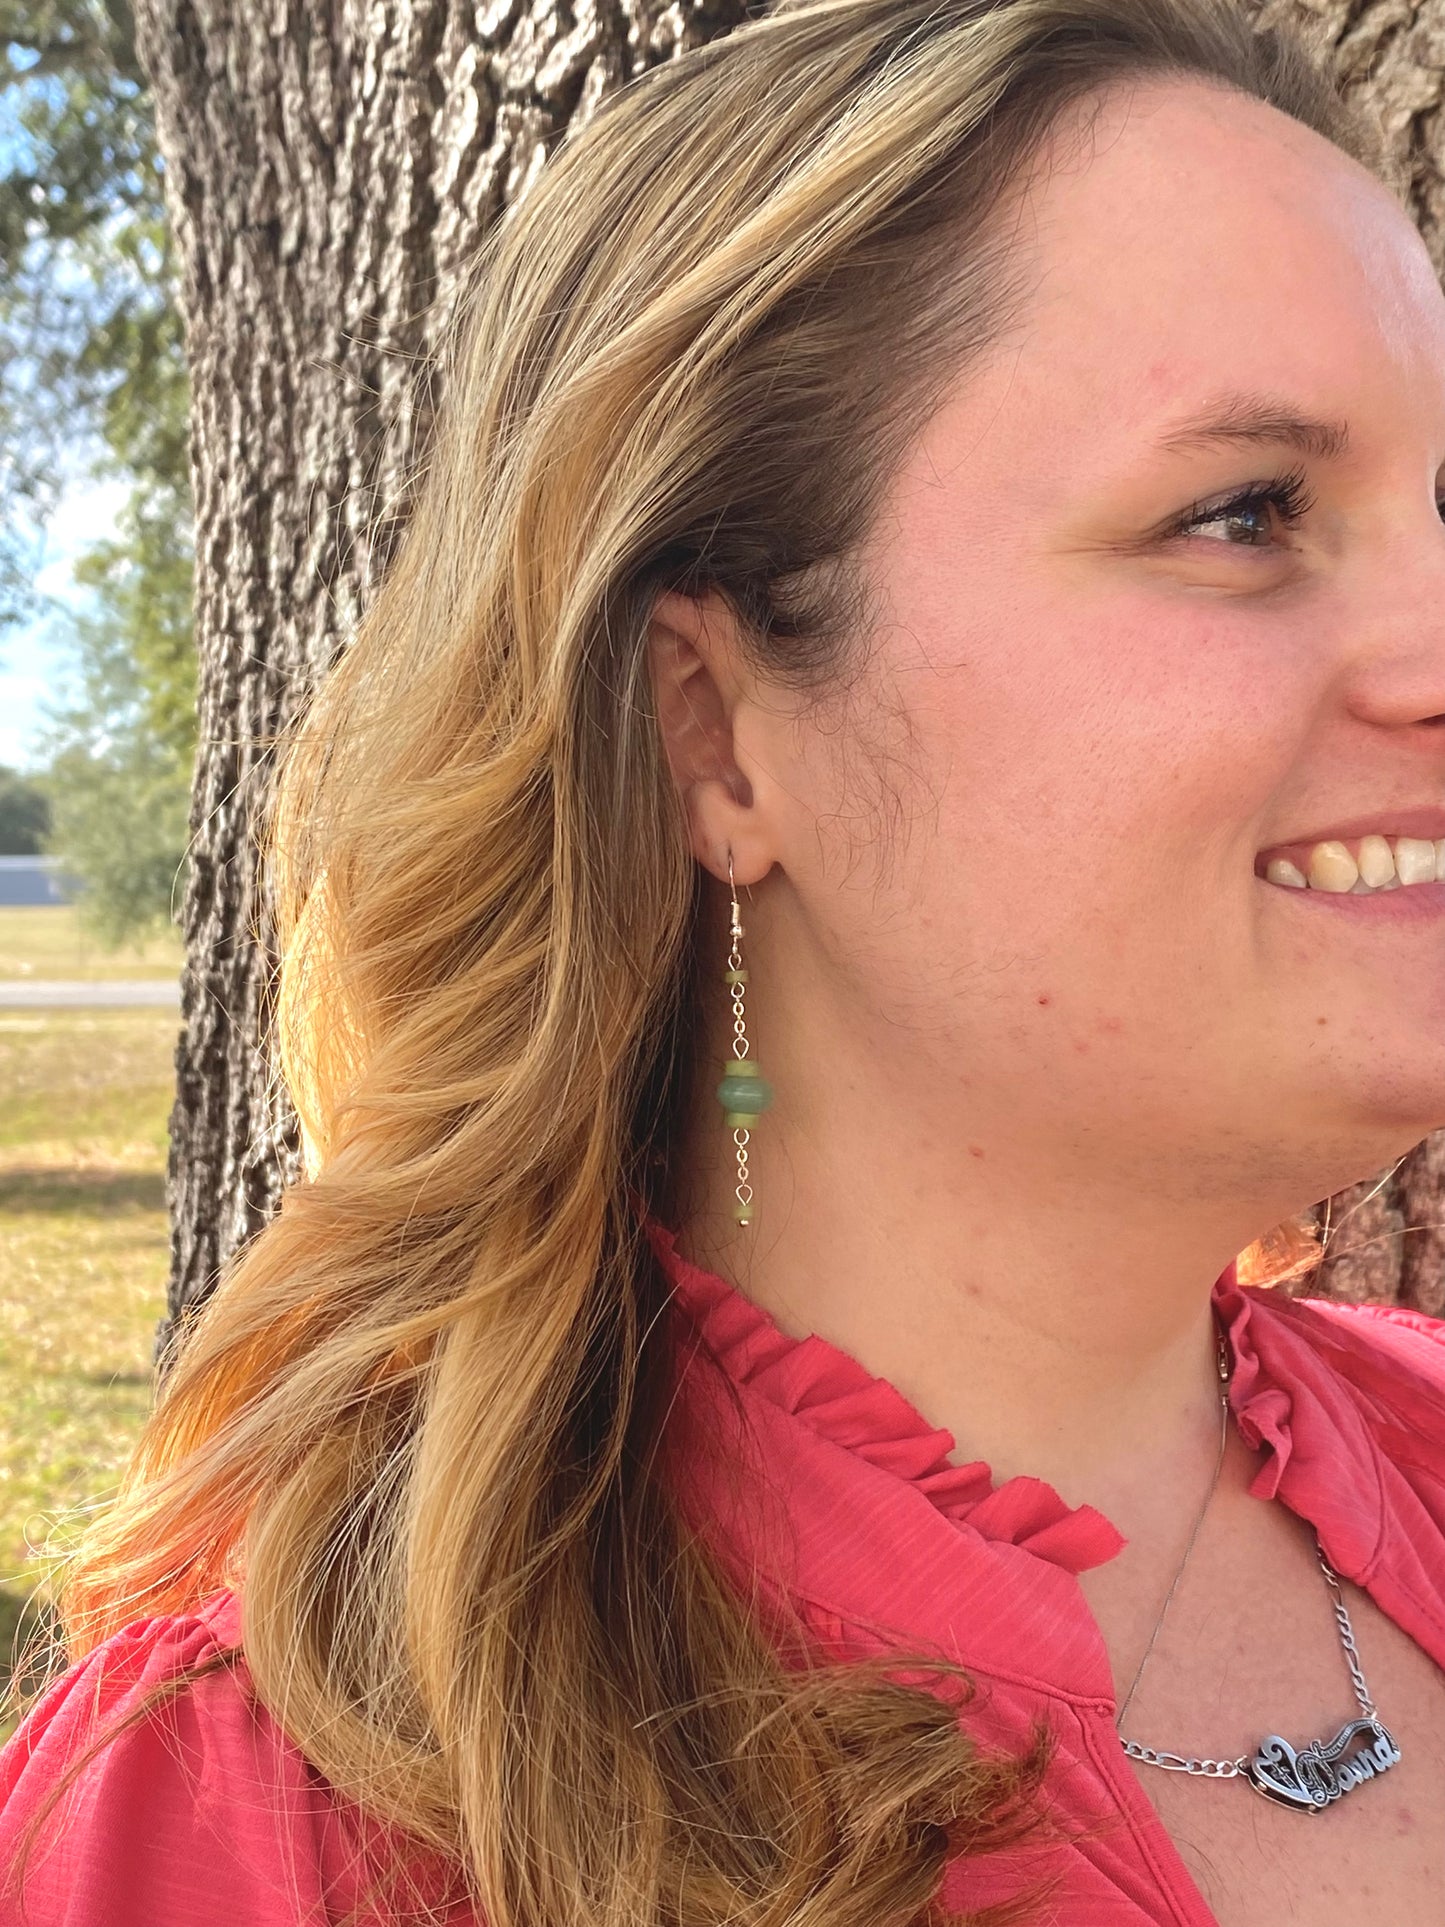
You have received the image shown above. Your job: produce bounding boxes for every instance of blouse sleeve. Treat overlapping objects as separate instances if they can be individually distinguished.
[0,1593,340,1926]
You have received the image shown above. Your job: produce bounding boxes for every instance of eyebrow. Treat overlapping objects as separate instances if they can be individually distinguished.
[1151,391,1352,463]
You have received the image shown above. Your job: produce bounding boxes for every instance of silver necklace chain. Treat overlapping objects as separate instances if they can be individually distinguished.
[1114,1323,1401,1808]
[1112,1332,1232,1744]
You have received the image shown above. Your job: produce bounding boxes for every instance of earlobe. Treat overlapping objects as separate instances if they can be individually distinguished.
[686,804,772,892]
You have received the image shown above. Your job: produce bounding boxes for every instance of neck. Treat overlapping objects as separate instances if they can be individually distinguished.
[674,1122,1236,1522]
[667,917,1284,1537]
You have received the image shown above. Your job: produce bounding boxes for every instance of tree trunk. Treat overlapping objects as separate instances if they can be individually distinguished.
[131,0,751,1354]
[133,0,1445,1348]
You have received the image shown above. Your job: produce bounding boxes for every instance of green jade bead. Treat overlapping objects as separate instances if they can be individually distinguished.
[716,1056,773,1129]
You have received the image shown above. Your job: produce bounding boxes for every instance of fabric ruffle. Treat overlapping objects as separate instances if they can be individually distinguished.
[644,1216,1129,1576]
[1214,1269,1298,1497]
[645,1211,1423,1596]
[1212,1270,1437,1576]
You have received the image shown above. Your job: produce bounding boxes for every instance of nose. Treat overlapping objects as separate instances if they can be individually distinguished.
[1339,505,1445,734]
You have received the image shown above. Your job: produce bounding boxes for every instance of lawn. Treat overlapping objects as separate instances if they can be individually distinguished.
[0,908,177,1732]
[0,904,182,982]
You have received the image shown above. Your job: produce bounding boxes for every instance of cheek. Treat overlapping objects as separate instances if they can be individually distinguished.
[874,605,1311,1013]
[912,600,1303,872]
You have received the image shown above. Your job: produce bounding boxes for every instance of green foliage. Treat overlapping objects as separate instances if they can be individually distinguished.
[39,475,194,945]
[0,764,51,854]
[0,1,173,631]
[0,2,199,944]
[71,475,194,761]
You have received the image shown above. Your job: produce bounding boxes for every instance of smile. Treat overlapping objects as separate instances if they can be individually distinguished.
[1256,833,1445,896]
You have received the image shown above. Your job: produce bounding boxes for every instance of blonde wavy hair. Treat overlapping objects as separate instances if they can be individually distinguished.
[45,1,1384,1922]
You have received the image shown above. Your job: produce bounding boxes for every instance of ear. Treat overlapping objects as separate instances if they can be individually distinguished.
[646,587,775,888]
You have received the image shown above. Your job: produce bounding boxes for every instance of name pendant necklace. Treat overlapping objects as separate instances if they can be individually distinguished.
[1114,1324,1402,1813]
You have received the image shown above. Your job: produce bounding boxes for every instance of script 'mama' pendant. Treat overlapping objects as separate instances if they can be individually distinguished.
[1245,1716,1402,1812]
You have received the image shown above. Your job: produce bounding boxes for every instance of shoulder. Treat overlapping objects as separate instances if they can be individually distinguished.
[1249,1284,1445,1411]
[1274,1288,1445,1493]
[1228,1283,1445,1603]
[1,1591,341,1926]
[1311,1292,1445,1372]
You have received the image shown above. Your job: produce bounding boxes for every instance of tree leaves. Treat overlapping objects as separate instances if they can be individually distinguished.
[0,0,182,638]
[37,475,194,942]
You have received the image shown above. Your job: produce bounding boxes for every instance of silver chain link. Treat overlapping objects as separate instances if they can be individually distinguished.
[1116,1322,1377,1778]
[1120,1745,1247,1777]
[1120,1538,1375,1778]
[1117,1332,1376,1779]
[1318,1542,1378,1722]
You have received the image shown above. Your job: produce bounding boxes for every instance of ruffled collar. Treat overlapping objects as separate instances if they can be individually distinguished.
[643,1214,1340,1581]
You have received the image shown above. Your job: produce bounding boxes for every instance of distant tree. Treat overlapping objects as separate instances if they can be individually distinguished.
[0,765,51,854]
[0,1,195,939]
[38,470,193,943]
[0,0,184,631]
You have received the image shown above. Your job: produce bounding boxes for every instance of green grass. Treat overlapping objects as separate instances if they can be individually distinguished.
[0,1005,173,1733]
[0,905,182,982]
[0,1012,176,1166]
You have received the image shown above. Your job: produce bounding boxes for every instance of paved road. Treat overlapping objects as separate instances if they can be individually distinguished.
[0,979,180,1009]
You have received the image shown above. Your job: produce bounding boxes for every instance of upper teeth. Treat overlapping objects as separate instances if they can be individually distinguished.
[1264,835,1445,893]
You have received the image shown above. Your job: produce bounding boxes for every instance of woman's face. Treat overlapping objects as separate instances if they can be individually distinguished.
[742,76,1445,1213]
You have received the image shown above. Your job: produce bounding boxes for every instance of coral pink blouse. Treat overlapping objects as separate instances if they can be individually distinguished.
[8,1216,1445,1926]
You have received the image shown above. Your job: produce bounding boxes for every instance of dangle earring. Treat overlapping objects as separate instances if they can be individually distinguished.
[715,850,773,1225]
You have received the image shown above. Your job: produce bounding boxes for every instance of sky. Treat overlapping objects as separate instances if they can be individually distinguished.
[0,476,128,770]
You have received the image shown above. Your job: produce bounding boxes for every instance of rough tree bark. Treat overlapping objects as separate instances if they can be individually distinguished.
[131,0,752,1354]
[132,0,1445,1349]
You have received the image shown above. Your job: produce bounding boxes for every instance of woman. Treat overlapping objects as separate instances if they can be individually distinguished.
[7,0,1445,1920]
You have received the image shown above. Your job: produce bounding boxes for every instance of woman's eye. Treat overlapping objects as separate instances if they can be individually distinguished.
[1170,470,1445,550]
[1180,492,1287,547]
[1171,466,1314,550]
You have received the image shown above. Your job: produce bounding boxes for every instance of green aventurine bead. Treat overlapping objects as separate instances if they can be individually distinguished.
[724,968,748,985]
[717,1058,773,1124]
[732,1200,753,1222]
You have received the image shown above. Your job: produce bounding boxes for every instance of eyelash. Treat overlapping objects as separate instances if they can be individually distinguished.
[1169,463,1316,549]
